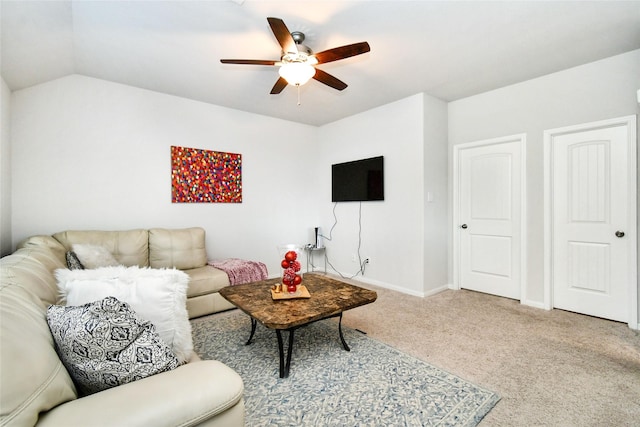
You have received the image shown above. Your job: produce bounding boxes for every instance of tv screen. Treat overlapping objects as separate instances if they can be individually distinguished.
[332,156,384,202]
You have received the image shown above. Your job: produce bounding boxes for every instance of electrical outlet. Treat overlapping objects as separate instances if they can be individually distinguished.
[351,254,357,263]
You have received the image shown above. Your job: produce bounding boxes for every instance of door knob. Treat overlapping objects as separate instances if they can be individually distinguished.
[615,230,625,238]
[460,224,468,229]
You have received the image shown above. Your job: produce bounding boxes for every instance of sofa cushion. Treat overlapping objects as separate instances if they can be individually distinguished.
[47,296,179,396]
[18,235,68,264]
[1,253,77,427]
[53,230,150,267]
[186,293,236,320]
[72,244,120,269]
[184,265,231,298]
[35,361,245,427]
[11,236,68,305]
[149,227,207,270]
[55,266,193,363]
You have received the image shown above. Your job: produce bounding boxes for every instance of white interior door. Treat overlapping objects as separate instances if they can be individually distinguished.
[548,118,637,323]
[457,136,524,300]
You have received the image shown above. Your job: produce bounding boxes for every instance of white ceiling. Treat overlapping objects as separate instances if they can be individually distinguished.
[2,0,639,126]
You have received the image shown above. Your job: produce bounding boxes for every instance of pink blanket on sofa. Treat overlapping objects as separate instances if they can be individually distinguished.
[208,258,268,286]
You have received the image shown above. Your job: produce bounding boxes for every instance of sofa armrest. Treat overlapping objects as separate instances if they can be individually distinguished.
[37,361,244,427]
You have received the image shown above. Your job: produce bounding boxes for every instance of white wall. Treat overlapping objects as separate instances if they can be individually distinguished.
[448,50,640,316]
[317,94,427,296]
[0,77,11,256]
[10,75,318,275]
[422,95,449,295]
[10,75,438,297]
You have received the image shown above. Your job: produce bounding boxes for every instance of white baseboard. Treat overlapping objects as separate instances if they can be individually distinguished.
[350,275,426,297]
[424,285,450,297]
[335,274,451,299]
[521,299,546,310]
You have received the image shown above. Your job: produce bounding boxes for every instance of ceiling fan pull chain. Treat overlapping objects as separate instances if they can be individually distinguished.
[297,84,302,106]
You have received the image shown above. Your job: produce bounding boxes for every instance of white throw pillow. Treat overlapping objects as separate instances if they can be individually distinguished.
[55,265,193,363]
[72,244,120,269]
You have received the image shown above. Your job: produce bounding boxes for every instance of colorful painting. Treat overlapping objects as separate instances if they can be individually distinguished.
[171,146,242,203]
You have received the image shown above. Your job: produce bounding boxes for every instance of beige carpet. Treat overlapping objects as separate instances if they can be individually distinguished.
[334,277,640,426]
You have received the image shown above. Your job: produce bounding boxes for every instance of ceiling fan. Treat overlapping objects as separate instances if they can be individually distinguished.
[220,17,370,95]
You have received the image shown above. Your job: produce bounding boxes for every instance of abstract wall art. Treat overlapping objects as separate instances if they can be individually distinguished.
[171,145,242,203]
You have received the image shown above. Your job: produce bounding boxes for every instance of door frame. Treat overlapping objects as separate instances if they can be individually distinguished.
[543,115,637,329]
[452,134,528,304]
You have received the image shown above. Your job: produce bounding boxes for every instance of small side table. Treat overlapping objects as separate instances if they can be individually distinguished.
[304,246,326,274]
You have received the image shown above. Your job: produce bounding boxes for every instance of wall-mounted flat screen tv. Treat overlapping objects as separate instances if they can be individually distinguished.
[332,156,384,202]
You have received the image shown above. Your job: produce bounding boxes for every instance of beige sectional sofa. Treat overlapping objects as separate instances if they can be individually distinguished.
[50,227,235,319]
[0,227,244,427]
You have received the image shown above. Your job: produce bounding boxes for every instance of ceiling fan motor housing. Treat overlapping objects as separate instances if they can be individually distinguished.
[291,31,306,44]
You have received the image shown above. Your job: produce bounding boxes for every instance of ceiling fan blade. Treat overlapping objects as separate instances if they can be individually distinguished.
[313,69,348,91]
[220,59,277,66]
[267,17,297,54]
[314,42,370,64]
[270,77,289,94]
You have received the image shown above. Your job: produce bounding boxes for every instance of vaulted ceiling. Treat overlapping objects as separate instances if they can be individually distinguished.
[2,1,639,126]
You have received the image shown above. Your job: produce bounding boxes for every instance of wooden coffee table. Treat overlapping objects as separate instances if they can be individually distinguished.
[219,274,377,378]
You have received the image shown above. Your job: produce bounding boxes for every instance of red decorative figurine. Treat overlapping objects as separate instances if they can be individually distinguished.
[281,250,302,293]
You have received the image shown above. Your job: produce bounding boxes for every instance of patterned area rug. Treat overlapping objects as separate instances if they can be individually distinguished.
[191,311,500,426]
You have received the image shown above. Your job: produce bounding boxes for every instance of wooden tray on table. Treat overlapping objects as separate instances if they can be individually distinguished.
[271,284,311,300]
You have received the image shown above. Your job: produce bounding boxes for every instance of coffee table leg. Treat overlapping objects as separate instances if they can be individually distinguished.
[246,318,257,345]
[276,329,295,378]
[285,329,295,377]
[338,312,350,351]
[276,330,284,377]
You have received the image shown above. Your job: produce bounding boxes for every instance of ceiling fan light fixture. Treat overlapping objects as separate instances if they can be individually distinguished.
[278,62,316,86]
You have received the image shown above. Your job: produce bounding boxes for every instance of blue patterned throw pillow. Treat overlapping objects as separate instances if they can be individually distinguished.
[47,296,179,396]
